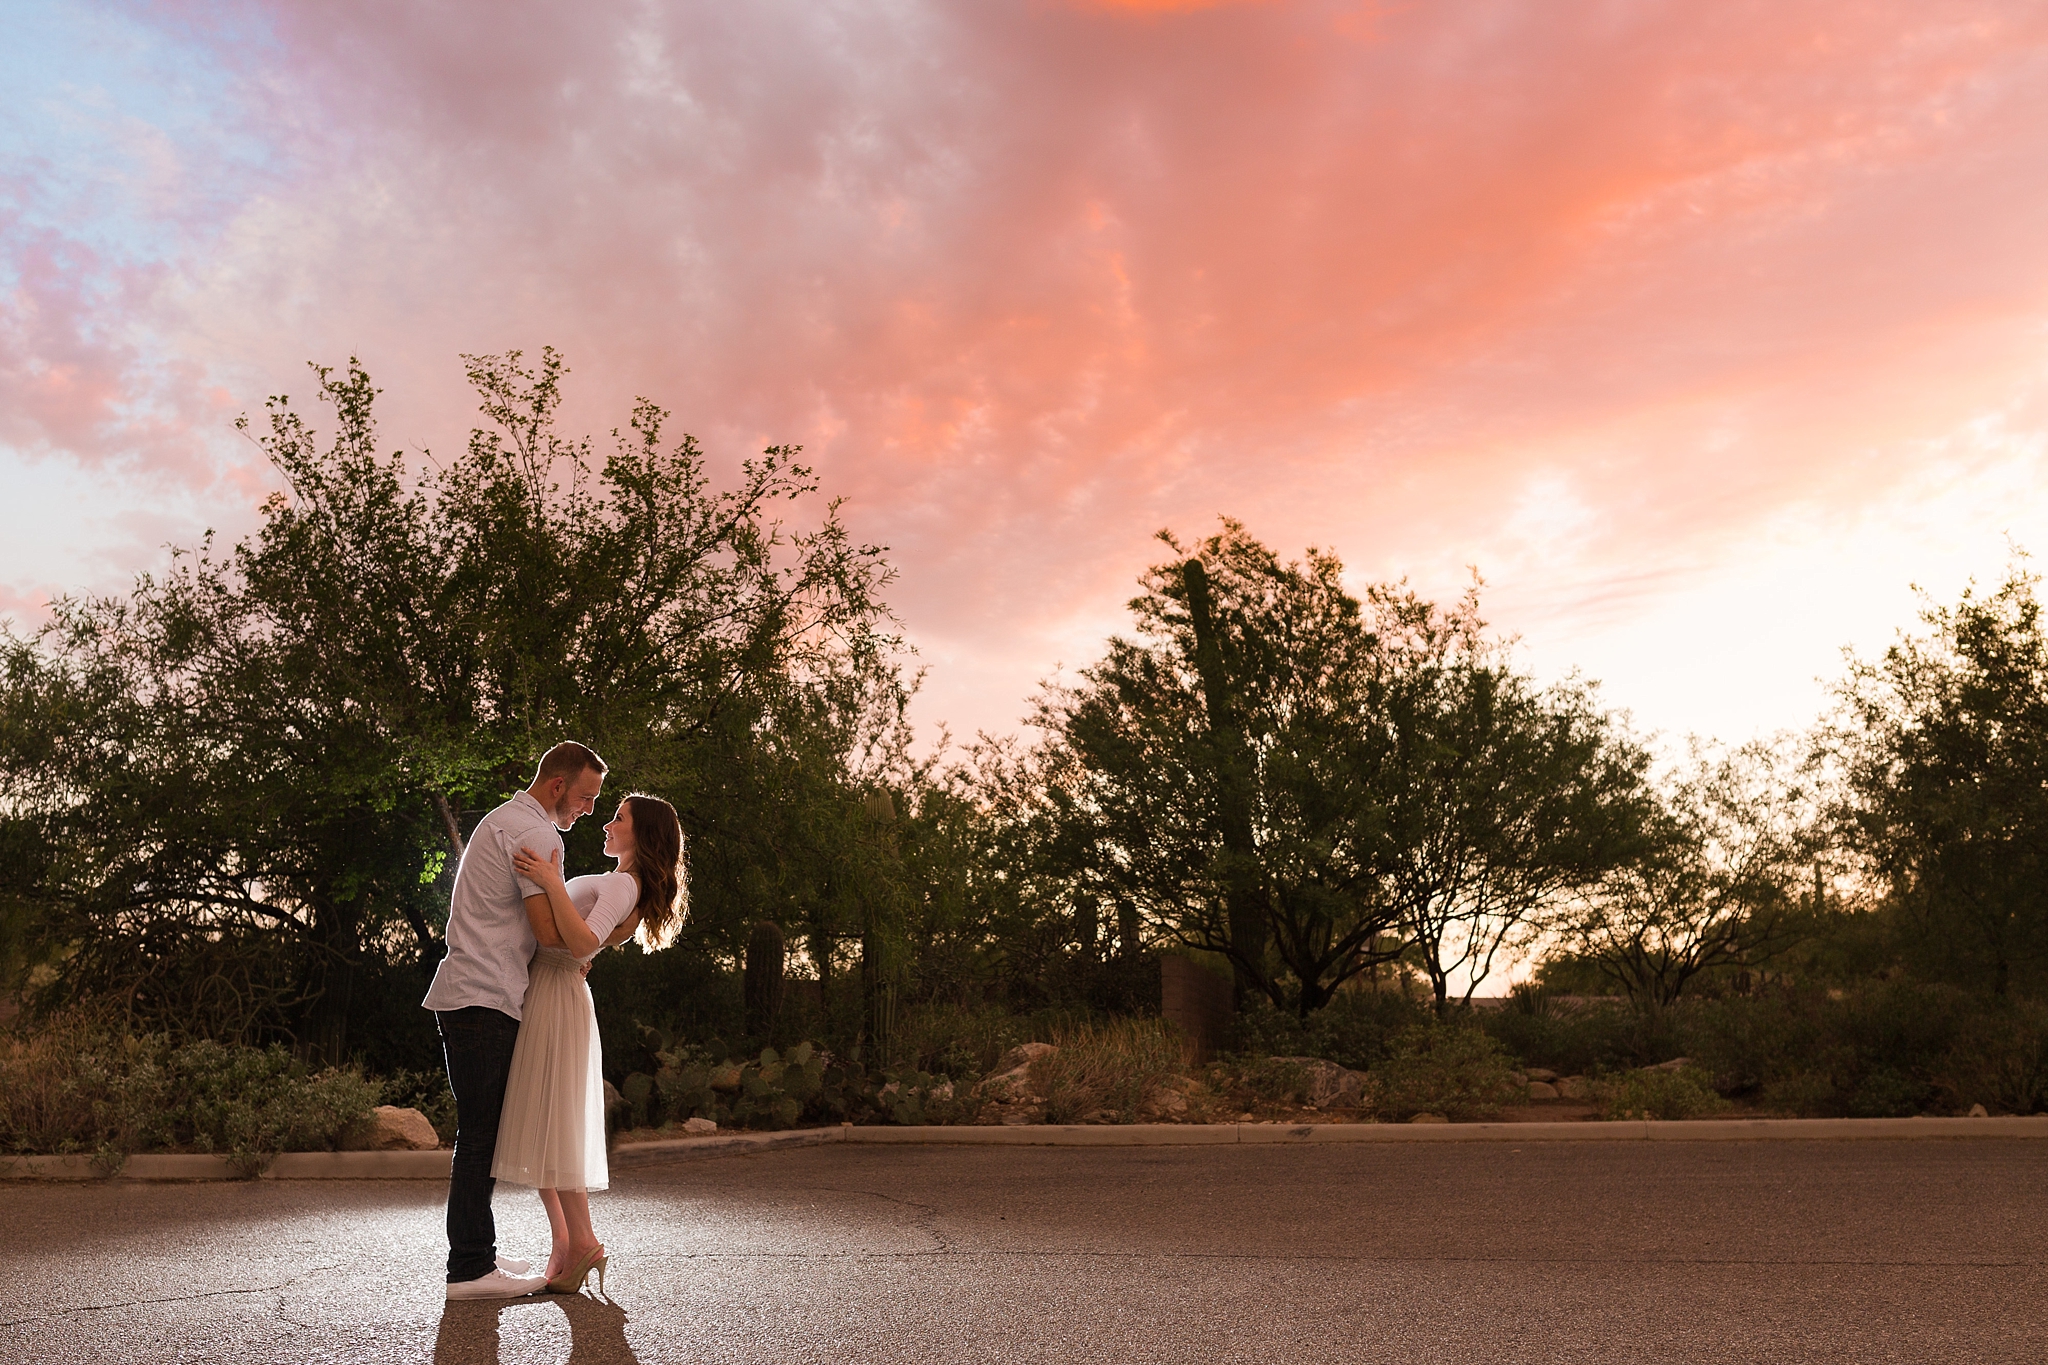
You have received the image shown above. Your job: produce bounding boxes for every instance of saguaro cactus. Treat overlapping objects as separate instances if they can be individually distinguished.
[743,920,786,1038]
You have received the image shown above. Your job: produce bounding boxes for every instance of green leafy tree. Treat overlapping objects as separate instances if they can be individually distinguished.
[1827,563,2048,997]
[1553,740,1810,1007]
[1369,585,1656,1009]
[0,351,909,1062]
[1022,524,1652,1018]
[1031,525,1411,1017]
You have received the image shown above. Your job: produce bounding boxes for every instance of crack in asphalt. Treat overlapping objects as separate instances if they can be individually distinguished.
[824,1186,954,1255]
[0,1263,345,1329]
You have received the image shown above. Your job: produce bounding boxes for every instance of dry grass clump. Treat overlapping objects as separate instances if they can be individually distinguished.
[1030,1017,1189,1124]
[0,1010,164,1162]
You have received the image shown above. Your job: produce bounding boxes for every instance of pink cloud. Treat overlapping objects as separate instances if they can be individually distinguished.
[0,581,58,628]
[13,0,2048,738]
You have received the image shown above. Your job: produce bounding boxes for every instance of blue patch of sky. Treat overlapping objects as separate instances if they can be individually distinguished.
[0,2,291,575]
[1,0,288,279]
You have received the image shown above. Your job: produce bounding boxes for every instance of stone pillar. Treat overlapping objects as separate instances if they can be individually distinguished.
[1160,954,1236,1062]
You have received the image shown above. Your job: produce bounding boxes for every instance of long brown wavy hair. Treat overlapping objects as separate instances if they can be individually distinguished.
[620,793,686,949]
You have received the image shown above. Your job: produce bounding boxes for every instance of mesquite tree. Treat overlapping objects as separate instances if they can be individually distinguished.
[1825,565,2048,997]
[1552,741,1809,1007]
[1027,523,1652,1016]
[0,351,909,1061]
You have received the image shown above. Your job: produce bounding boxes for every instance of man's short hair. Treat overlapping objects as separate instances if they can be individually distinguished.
[534,741,608,786]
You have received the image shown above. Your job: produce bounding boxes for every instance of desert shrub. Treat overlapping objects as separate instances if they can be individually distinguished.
[1235,1055,1314,1105]
[871,1069,987,1126]
[162,1040,382,1171]
[645,1040,869,1130]
[1933,1001,2048,1115]
[0,1013,380,1168]
[1479,991,1649,1075]
[590,945,744,1081]
[1592,1067,1729,1121]
[1368,1022,1523,1121]
[0,1013,172,1158]
[1670,981,2022,1117]
[887,1003,1053,1081]
[1226,990,1431,1072]
[1031,1017,1188,1124]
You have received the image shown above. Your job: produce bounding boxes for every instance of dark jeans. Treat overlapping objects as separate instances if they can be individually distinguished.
[436,1006,521,1283]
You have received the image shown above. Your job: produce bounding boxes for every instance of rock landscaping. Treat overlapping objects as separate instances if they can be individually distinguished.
[341,1105,440,1151]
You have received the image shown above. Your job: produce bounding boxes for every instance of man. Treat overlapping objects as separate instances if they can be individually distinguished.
[423,741,607,1300]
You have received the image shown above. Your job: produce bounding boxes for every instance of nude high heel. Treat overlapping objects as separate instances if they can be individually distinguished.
[547,1244,608,1295]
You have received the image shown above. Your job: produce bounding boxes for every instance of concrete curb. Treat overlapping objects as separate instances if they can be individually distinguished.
[0,1150,456,1181]
[609,1127,843,1167]
[829,1115,2048,1146]
[7,1115,2046,1181]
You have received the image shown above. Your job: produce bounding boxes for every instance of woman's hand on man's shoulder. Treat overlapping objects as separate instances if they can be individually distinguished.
[512,844,566,887]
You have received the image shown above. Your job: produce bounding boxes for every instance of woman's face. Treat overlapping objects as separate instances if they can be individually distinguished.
[602,802,637,860]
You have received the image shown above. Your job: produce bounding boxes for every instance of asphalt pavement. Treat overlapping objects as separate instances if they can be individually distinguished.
[4,1138,2044,1363]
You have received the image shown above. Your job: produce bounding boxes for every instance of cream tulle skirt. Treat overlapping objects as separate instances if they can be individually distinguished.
[492,948,608,1192]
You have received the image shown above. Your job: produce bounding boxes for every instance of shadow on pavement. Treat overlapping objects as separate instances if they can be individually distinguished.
[434,1293,638,1365]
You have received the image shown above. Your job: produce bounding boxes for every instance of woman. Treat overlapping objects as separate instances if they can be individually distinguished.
[499,792,686,1295]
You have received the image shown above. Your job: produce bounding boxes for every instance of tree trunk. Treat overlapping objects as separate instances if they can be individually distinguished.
[299,897,361,1065]
[743,920,787,1038]
[1183,559,1270,1007]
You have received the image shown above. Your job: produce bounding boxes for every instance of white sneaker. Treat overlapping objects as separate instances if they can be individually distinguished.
[446,1268,549,1300]
[495,1255,532,1275]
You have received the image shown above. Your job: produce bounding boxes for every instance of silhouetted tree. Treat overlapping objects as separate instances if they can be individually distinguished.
[1827,563,2048,997]
[0,351,908,1061]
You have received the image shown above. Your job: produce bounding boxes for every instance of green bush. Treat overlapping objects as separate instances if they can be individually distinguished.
[1670,982,2044,1117]
[1592,1067,1729,1121]
[645,1039,869,1130]
[1935,1001,2048,1115]
[1479,992,1649,1075]
[161,1040,383,1172]
[0,1014,171,1158]
[1368,1022,1523,1121]
[1227,990,1431,1072]
[590,945,745,1080]
[871,1069,985,1126]
[0,1013,381,1169]
[1473,982,2048,1118]
[886,1003,1051,1081]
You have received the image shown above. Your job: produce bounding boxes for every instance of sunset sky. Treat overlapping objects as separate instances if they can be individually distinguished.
[7,0,2048,754]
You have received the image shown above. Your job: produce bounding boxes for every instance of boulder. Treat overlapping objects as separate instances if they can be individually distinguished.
[1525,1067,1558,1083]
[1967,1103,1989,1118]
[352,1105,440,1151]
[976,1046,1056,1126]
[1649,1057,1692,1073]
[603,1080,627,1115]
[1527,1081,1560,1101]
[977,1042,1057,1105]
[1143,1086,1190,1119]
[994,1042,1057,1074]
[1555,1076,1589,1101]
[683,1116,719,1135]
[1409,1112,1449,1124]
[1268,1056,1370,1109]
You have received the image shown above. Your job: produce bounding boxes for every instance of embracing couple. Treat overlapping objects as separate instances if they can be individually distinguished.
[422,742,685,1300]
